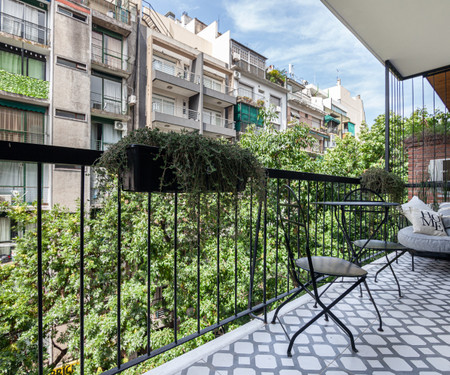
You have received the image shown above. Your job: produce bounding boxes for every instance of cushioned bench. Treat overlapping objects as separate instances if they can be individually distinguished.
[398,226,450,270]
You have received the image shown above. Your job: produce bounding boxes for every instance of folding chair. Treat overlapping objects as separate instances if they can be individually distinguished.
[271,184,383,357]
[344,188,408,297]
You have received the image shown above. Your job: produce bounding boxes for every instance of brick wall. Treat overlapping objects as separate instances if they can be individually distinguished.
[404,134,450,203]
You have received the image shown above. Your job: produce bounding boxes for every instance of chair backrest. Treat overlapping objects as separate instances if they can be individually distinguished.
[278,184,314,285]
[343,187,388,248]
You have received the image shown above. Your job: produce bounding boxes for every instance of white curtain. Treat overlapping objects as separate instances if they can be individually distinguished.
[104,35,122,69]
[23,4,39,42]
[102,124,122,150]
[3,0,23,36]
[0,217,11,242]
[103,79,121,113]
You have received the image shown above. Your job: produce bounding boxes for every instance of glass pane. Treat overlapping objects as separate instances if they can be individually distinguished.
[0,50,22,75]
[103,79,121,113]
[104,34,122,69]
[3,0,23,37]
[92,31,103,63]
[27,58,45,80]
[23,5,39,41]
[0,104,25,142]
[90,76,103,109]
[26,111,44,144]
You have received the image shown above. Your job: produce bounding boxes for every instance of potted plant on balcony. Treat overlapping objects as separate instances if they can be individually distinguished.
[360,167,405,203]
[95,128,265,195]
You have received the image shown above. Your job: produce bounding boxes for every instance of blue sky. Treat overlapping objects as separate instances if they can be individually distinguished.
[147,0,387,126]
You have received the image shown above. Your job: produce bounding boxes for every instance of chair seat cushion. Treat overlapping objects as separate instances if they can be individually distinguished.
[296,256,367,277]
[398,226,450,253]
[353,239,408,250]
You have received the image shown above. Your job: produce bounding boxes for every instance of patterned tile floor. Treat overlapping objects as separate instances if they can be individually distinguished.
[147,254,450,375]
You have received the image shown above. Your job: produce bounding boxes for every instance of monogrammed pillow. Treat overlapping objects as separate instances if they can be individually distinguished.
[410,208,448,236]
[401,196,431,224]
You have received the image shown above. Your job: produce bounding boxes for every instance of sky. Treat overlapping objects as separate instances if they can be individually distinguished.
[146,0,387,126]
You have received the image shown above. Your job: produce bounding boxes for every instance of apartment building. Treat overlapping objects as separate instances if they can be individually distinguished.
[286,77,328,154]
[325,78,365,137]
[0,0,140,260]
[142,8,236,139]
[141,9,288,136]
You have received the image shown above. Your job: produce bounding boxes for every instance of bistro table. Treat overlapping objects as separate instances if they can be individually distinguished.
[314,201,405,295]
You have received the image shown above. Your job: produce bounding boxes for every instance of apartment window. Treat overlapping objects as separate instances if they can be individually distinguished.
[56,56,86,71]
[0,0,47,44]
[152,95,175,116]
[91,72,122,114]
[92,27,123,70]
[238,83,253,99]
[0,161,49,204]
[270,95,281,108]
[152,56,176,76]
[204,76,222,92]
[0,104,46,144]
[91,120,122,151]
[0,44,46,80]
[55,109,86,121]
[204,109,222,127]
[57,5,87,22]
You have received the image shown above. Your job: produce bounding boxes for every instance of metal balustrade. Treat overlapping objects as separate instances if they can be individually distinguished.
[0,140,393,375]
[0,12,49,45]
[153,63,201,85]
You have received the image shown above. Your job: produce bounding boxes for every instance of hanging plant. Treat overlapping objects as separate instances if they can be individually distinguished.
[95,128,266,196]
[360,168,405,202]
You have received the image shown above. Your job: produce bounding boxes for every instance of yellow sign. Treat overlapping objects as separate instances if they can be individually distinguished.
[50,361,79,375]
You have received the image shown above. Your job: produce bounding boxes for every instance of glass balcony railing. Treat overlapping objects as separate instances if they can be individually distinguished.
[153,63,201,85]
[152,101,200,121]
[88,0,131,24]
[203,113,234,129]
[0,12,49,45]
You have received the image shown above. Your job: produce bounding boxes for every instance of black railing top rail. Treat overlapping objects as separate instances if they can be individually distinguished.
[267,168,361,184]
[0,140,102,166]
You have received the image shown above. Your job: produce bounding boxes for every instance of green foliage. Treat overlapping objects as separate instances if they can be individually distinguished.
[96,128,265,196]
[361,168,405,202]
[0,70,49,99]
[239,121,317,172]
[265,68,286,86]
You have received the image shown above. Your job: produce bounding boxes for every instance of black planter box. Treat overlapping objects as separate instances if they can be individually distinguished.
[122,144,248,193]
[122,144,180,193]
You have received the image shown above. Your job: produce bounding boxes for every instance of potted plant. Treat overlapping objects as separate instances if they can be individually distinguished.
[360,168,405,203]
[95,128,265,194]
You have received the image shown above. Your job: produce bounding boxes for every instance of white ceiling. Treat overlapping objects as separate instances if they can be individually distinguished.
[320,0,450,79]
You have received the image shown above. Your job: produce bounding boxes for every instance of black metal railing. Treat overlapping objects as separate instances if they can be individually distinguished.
[0,12,49,45]
[0,141,398,375]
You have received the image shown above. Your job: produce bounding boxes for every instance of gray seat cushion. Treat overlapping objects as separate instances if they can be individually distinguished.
[398,226,450,253]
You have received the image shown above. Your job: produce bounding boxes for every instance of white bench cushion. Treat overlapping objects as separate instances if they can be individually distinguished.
[398,226,450,253]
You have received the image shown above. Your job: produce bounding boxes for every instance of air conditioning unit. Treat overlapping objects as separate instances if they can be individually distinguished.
[128,95,137,106]
[0,194,12,204]
[92,102,102,110]
[232,52,241,62]
[114,121,127,131]
[275,106,281,112]
[233,71,241,80]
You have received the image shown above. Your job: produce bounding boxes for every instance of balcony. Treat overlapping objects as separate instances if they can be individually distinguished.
[88,0,132,25]
[90,91,128,121]
[0,11,49,46]
[152,65,200,98]
[152,102,200,131]
[2,140,449,374]
[0,70,49,100]
[203,113,236,138]
[288,92,324,113]
[91,49,131,78]
[203,80,236,108]
[236,87,265,107]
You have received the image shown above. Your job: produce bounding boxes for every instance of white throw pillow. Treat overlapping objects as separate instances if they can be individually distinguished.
[401,196,432,224]
[439,202,450,209]
[410,208,448,236]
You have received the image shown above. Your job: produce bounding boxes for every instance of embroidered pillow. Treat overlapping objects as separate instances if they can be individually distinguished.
[401,196,431,224]
[410,208,447,236]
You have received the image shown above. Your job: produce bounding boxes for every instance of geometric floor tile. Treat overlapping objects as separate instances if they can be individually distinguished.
[147,254,450,375]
